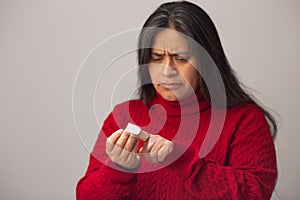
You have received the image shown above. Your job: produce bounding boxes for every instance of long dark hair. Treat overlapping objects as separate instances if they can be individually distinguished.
[137,1,277,138]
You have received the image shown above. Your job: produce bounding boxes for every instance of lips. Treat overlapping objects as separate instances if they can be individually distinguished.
[160,83,182,90]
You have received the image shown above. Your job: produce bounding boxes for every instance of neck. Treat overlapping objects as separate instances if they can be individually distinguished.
[148,91,210,117]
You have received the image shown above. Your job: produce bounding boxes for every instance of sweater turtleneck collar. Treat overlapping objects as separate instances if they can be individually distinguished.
[148,91,211,117]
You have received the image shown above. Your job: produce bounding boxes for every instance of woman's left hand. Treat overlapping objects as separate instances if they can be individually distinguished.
[139,134,173,163]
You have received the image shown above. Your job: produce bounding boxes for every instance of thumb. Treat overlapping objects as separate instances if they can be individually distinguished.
[139,147,143,153]
[139,145,152,162]
[139,138,149,154]
[139,139,150,153]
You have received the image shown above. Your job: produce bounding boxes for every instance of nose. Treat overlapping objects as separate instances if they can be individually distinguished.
[162,56,177,77]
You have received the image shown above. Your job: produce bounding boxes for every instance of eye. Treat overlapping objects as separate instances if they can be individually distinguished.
[175,56,188,63]
[151,55,163,62]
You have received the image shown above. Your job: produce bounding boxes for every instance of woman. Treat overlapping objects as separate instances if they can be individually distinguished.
[76,1,277,199]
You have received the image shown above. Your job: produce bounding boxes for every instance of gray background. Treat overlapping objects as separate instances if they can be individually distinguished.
[1,0,299,199]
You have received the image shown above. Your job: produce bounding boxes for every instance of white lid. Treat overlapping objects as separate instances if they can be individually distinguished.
[125,123,141,135]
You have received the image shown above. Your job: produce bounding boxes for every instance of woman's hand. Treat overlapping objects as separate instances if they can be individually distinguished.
[140,134,173,163]
[106,129,140,170]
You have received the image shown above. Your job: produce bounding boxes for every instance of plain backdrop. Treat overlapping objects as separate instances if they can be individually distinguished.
[1,0,299,199]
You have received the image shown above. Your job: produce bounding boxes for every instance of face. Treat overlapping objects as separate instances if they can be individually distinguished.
[148,29,200,101]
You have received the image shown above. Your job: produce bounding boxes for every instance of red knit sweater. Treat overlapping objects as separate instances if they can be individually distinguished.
[76,92,277,200]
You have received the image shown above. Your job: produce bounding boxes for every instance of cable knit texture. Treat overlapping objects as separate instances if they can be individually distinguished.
[76,92,277,200]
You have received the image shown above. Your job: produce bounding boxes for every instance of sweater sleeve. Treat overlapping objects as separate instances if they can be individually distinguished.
[76,103,137,200]
[166,105,278,200]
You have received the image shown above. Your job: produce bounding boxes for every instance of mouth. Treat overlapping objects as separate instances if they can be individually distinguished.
[160,83,182,90]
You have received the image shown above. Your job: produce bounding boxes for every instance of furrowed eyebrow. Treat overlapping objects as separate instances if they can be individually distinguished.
[151,51,190,56]
[151,52,165,56]
[170,52,190,56]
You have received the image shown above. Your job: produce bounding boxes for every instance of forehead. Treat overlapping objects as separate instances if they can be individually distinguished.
[152,29,190,53]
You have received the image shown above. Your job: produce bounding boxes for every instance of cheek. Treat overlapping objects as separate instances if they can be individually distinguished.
[192,72,200,86]
[148,65,160,82]
[184,69,200,90]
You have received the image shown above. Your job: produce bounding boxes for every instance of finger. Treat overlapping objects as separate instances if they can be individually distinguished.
[140,136,161,162]
[106,129,123,152]
[120,134,139,161]
[123,133,138,152]
[131,138,139,153]
[157,145,169,162]
[111,131,130,157]
[141,150,152,163]
[139,144,152,162]
[140,138,155,154]
[167,141,174,154]
[106,141,114,154]
[107,129,123,144]
[125,142,139,163]
[149,142,164,163]
[126,153,141,169]
[115,131,130,149]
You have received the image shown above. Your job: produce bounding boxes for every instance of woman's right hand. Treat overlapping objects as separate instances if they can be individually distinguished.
[106,129,140,170]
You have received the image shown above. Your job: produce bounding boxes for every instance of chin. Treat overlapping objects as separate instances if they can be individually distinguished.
[165,97,178,101]
[161,93,179,101]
